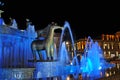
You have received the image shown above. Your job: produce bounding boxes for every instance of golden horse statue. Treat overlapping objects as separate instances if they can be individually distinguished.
[31,23,63,61]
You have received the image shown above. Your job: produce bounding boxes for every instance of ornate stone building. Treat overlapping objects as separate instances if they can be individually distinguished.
[0,17,37,68]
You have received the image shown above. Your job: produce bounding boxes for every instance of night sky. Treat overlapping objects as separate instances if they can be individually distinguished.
[1,1,120,40]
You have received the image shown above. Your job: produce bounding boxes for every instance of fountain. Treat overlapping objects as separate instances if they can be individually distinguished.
[0,15,115,79]
[80,36,115,79]
[33,21,79,80]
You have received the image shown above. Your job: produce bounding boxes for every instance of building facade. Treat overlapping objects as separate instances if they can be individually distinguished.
[0,17,37,68]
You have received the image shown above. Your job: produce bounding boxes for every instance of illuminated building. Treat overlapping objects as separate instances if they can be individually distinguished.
[76,32,120,60]
[0,11,37,68]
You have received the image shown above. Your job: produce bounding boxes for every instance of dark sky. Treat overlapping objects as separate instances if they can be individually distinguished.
[1,1,120,40]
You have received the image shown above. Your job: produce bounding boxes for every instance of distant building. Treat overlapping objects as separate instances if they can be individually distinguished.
[101,32,120,59]
[76,32,120,58]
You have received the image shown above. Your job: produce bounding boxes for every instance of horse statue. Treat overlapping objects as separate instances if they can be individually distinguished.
[31,23,63,61]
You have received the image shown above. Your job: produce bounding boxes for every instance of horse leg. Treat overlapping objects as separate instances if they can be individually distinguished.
[32,50,37,62]
[38,51,42,61]
[50,45,54,60]
[46,47,51,60]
